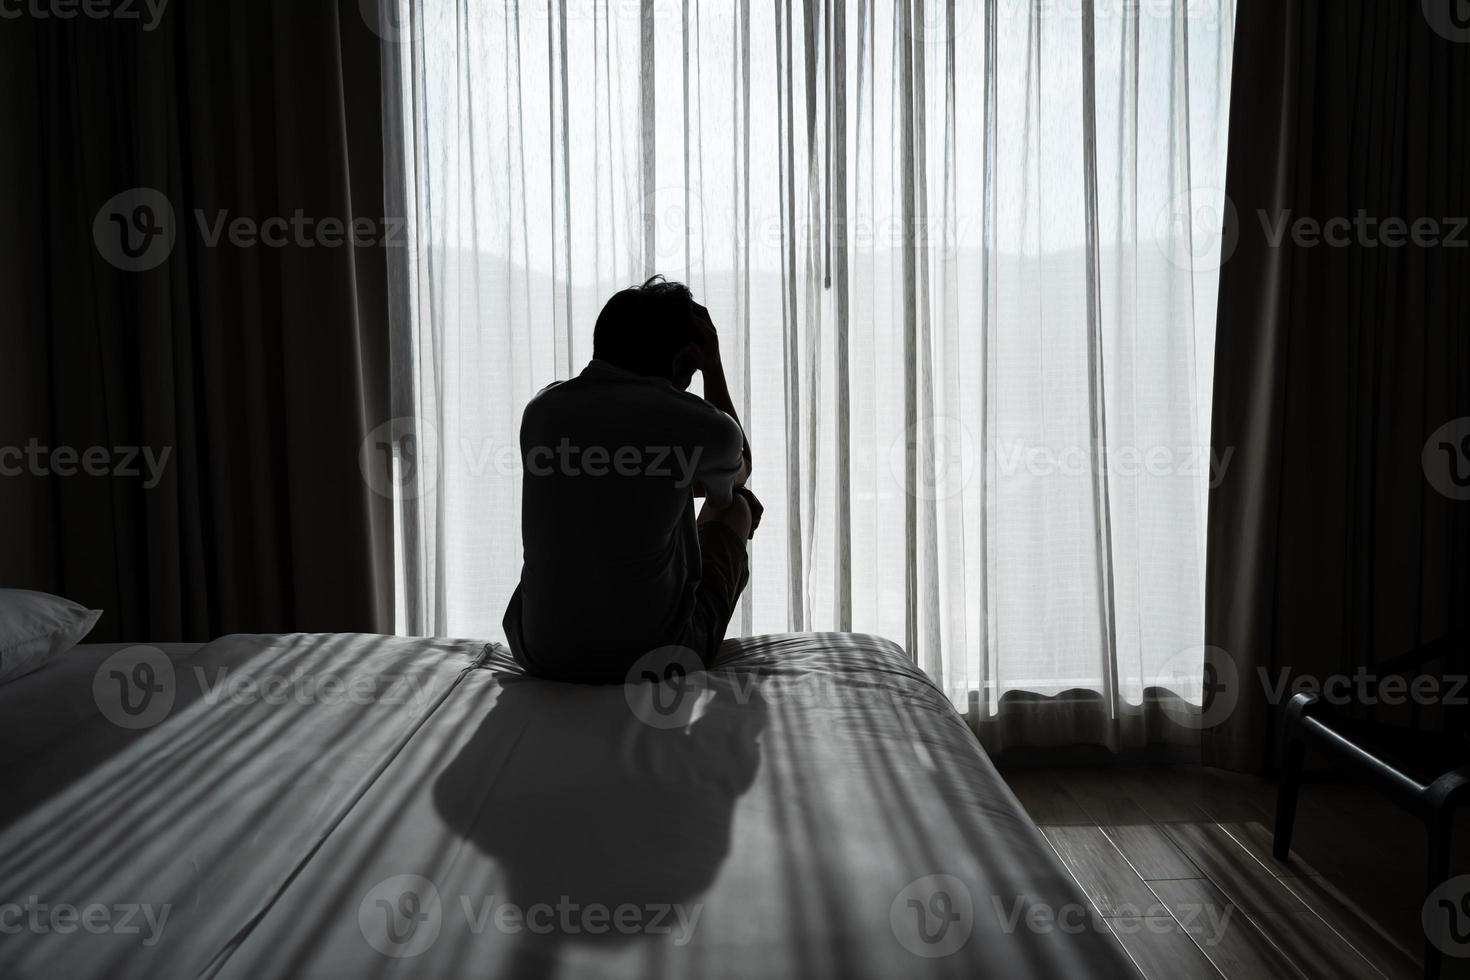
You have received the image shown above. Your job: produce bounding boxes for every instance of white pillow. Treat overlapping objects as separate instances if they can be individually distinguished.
[0,589,103,684]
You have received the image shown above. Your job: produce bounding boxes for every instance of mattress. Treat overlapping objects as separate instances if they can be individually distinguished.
[0,633,1139,979]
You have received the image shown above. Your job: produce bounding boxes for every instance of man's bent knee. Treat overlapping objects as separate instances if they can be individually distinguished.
[698,493,752,541]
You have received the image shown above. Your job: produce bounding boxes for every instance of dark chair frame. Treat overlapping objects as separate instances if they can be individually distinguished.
[1272,633,1470,980]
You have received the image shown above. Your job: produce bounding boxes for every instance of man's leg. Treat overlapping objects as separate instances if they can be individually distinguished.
[687,491,757,668]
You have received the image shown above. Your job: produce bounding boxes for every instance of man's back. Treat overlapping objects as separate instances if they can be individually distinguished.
[504,358,745,681]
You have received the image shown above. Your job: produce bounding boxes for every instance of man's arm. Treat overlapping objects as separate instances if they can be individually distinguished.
[690,304,751,484]
[701,363,750,488]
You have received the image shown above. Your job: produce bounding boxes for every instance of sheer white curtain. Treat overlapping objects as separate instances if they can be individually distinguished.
[380,0,1236,750]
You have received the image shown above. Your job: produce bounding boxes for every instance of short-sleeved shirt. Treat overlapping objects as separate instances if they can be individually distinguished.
[503,358,746,680]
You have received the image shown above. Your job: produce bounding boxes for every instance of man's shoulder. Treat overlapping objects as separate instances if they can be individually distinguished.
[524,369,735,443]
[540,370,709,413]
[523,378,572,413]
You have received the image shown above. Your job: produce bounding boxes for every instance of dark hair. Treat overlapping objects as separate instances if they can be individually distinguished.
[592,275,697,377]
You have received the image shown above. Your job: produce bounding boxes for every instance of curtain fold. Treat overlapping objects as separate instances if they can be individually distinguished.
[0,0,394,641]
[1204,0,1470,773]
[385,0,1235,751]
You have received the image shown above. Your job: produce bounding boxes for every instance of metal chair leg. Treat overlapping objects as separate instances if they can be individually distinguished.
[1425,808,1455,980]
[1273,694,1316,863]
[1274,735,1305,862]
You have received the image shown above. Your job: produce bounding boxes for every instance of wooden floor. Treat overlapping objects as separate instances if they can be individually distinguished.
[998,764,1470,980]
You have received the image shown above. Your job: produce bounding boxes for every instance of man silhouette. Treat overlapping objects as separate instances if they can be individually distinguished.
[503,277,761,684]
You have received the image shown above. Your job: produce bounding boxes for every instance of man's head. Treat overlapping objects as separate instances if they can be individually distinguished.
[593,275,700,388]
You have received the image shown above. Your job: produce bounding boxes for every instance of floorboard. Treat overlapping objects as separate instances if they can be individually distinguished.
[1107,914,1226,980]
[999,763,1463,980]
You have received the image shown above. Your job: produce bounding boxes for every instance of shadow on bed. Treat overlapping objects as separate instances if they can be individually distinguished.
[432,671,767,978]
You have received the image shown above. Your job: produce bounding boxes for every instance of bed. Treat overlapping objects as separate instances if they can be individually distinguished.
[1,632,1140,979]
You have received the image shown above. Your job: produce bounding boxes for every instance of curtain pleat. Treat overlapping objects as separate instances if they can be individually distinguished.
[3,0,393,641]
[1204,0,1470,772]
[833,0,853,631]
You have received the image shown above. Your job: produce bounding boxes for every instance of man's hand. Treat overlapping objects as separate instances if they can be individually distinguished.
[687,302,717,367]
[679,302,721,373]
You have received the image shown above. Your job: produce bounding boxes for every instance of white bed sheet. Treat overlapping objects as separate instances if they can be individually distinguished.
[0,632,1139,979]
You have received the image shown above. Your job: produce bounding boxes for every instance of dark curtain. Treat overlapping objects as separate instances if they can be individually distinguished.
[1204,0,1470,772]
[0,1,394,641]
